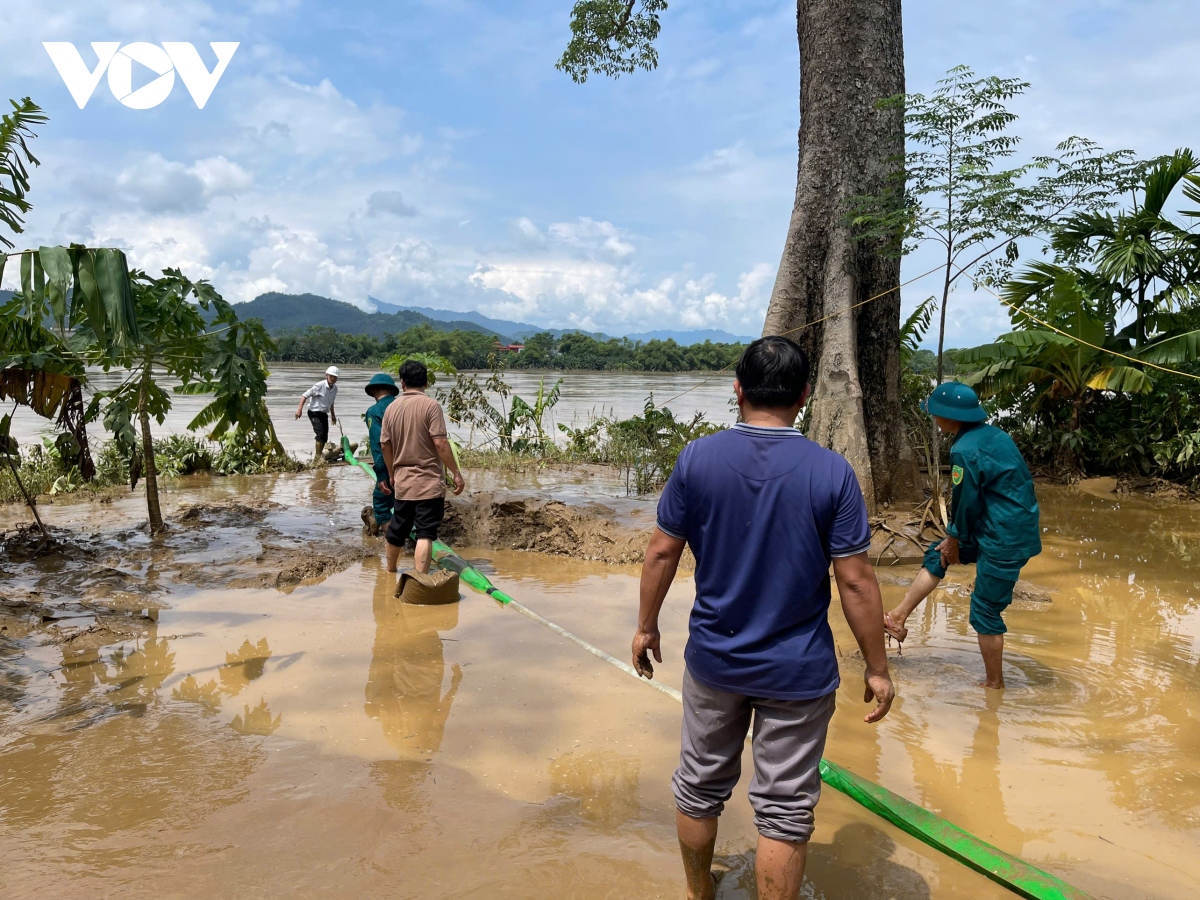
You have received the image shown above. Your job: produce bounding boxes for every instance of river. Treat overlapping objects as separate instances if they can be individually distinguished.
[0,467,1197,898]
[5,364,738,459]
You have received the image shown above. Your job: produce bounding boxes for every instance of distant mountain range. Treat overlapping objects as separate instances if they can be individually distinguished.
[2,287,754,346]
[231,293,507,341]
[368,297,755,345]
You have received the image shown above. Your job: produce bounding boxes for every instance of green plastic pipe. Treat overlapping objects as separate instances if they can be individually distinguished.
[818,759,1091,900]
[340,435,380,481]
[429,542,1093,900]
[344,455,1092,899]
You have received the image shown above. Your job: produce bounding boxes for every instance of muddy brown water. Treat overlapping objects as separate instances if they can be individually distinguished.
[5,364,738,458]
[1,471,1198,898]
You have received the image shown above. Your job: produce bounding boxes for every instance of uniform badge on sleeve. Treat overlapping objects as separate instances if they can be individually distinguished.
[951,465,964,485]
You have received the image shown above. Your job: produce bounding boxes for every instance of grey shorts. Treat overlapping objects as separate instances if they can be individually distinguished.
[672,668,835,843]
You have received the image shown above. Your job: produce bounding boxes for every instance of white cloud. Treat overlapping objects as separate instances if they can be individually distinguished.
[367,190,418,217]
[546,217,636,260]
[469,247,772,333]
[510,216,544,247]
[112,153,251,213]
[191,156,253,196]
[115,154,206,213]
[228,75,414,168]
[673,141,793,209]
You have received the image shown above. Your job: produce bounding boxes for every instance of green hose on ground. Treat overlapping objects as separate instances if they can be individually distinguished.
[340,435,379,481]
[342,457,1092,899]
[429,540,1093,900]
[818,759,1090,900]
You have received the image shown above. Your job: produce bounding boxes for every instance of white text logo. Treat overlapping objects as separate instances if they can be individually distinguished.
[43,42,239,110]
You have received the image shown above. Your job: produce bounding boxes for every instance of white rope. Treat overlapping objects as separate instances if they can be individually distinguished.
[506,598,683,703]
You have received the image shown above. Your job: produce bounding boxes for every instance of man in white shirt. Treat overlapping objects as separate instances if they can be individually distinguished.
[295,366,340,462]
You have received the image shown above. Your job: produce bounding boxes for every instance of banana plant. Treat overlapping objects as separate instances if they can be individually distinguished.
[510,377,563,453]
[959,272,1156,441]
[379,351,457,386]
[1004,149,1200,346]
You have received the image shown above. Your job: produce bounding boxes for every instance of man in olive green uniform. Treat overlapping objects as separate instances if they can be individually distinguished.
[360,373,400,536]
[884,382,1041,689]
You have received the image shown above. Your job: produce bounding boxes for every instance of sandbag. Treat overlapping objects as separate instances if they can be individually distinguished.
[396,568,461,605]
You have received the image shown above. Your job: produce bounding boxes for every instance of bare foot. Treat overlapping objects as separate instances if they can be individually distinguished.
[883,612,908,643]
[978,680,1005,689]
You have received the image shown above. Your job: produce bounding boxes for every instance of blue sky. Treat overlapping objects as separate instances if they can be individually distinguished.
[2,0,1199,343]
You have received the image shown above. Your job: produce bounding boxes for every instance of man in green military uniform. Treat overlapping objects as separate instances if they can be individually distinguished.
[360,374,401,536]
[884,382,1041,689]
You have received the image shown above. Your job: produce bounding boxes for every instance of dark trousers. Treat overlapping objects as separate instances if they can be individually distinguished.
[308,410,329,443]
[372,464,394,526]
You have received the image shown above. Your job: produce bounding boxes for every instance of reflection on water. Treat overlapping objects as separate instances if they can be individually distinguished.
[807,823,932,899]
[231,699,282,736]
[0,621,266,892]
[364,558,462,815]
[1,481,1198,897]
[364,559,462,763]
[548,750,640,829]
[172,637,281,735]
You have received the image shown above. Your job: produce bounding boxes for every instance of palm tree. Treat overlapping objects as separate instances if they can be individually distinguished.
[1005,149,1200,346]
[0,97,47,251]
[957,272,1155,468]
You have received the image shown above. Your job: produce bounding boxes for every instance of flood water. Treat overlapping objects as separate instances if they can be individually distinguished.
[5,364,738,458]
[1,470,1199,898]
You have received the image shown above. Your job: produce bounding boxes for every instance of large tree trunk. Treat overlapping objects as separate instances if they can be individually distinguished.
[762,0,912,512]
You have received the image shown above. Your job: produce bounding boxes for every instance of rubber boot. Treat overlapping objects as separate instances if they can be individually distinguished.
[314,440,325,465]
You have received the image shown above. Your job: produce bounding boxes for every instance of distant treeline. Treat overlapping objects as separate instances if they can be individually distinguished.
[269,324,747,372]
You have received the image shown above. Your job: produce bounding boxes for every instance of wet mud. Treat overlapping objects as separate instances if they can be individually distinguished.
[0,468,1198,898]
[443,492,658,564]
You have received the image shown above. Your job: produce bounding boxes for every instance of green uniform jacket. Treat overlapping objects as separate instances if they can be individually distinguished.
[947,422,1041,579]
[364,394,395,477]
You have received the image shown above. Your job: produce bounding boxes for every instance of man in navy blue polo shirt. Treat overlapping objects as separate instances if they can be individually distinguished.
[633,336,894,900]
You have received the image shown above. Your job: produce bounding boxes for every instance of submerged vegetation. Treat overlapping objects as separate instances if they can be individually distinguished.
[438,354,726,495]
[0,433,304,506]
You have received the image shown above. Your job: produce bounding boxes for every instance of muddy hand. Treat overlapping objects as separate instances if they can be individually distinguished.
[937,536,960,567]
[632,628,662,679]
[863,670,895,723]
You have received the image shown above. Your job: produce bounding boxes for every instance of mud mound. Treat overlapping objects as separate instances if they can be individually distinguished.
[444,493,649,564]
[219,542,370,591]
[174,502,282,528]
[1116,475,1197,501]
[0,524,95,564]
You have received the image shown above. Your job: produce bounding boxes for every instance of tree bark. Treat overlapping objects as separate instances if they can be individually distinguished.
[139,373,165,535]
[762,0,912,511]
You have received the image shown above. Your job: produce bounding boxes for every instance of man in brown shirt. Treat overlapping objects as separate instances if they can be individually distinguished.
[380,360,465,574]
